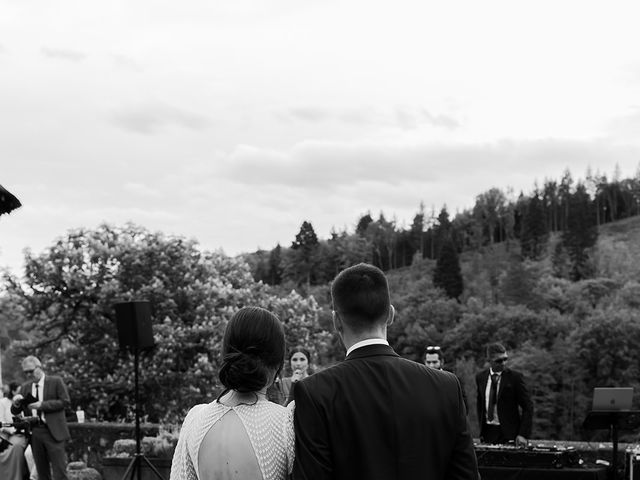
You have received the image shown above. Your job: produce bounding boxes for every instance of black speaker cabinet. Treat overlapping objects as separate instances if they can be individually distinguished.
[114,301,155,351]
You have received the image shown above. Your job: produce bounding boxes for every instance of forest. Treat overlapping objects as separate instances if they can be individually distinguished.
[1,165,639,441]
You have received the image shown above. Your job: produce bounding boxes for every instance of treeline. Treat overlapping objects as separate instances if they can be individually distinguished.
[2,200,639,441]
[246,166,640,289]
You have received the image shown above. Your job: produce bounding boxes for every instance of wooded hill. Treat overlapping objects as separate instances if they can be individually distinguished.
[244,167,640,441]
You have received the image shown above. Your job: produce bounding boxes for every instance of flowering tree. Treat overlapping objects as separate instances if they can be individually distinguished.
[3,224,329,423]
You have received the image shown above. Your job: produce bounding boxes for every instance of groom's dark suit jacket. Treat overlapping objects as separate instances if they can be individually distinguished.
[292,344,478,480]
[475,368,533,441]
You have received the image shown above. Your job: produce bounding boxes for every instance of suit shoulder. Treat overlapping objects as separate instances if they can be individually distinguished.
[299,362,343,386]
[505,368,525,379]
[46,375,66,384]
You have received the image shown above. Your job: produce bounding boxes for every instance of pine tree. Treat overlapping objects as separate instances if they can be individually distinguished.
[356,213,373,236]
[433,239,463,300]
[520,192,549,259]
[561,183,598,281]
[410,202,425,258]
[433,206,452,256]
[285,221,320,288]
[267,244,283,285]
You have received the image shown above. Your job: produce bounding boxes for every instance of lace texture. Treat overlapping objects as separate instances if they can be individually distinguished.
[170,399,295,480]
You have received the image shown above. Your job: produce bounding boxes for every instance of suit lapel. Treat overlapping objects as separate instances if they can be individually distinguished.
[497,369,509,400]
[41,377,49,401]
[479,370,489,404]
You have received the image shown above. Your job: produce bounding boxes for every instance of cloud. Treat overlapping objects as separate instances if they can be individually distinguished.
[287,107,332,122]
[123,183,161,198]
[111,54,143,72]
[41,47,86,62]
[111,103,210,134]
[281,105,460,130]
[218,137,640,193]
[607,108,640,138]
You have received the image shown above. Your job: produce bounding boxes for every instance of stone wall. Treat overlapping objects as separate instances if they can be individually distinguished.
[66,422,160,468]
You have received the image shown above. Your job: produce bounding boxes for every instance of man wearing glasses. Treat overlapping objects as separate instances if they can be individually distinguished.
[12,356,70,480]
[424,345,444,370]
[475,343,533,446]
[424,346,468,412]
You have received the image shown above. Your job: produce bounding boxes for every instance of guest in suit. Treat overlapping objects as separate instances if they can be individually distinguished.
[424,345,468,413]
[475,342,533,446]
[12,356,70,480]
[293,263,478,480]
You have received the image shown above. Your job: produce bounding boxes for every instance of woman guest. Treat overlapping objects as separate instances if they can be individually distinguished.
[170,307,294,480]
[0,382,28,480]
[281,346,313,406]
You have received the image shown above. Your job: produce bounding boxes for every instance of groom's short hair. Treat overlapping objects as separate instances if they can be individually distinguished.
[331,263,390,330]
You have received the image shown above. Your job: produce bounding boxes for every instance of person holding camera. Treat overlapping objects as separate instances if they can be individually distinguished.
[1,382,29,480]
[12,356,70,480]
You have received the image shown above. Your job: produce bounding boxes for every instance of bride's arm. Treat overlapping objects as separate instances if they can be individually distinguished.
[285,401,296,475]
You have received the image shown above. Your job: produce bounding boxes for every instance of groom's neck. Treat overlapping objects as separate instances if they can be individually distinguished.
[340,328,387,352]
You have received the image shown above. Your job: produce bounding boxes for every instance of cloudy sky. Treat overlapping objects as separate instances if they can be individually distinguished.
[2,0,640,276]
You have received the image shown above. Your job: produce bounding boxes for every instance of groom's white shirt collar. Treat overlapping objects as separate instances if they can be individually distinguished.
[346,338,389,357]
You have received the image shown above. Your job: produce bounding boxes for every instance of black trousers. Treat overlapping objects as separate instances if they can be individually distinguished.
[30,425,67,480]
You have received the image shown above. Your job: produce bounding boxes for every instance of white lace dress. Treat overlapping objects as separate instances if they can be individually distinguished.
[170,399,295,480]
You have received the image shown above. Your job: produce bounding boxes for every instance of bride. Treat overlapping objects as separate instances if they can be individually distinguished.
[170,307,294,480]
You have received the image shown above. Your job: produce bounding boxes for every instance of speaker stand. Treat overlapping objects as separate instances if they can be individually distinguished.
[120,347,165,480]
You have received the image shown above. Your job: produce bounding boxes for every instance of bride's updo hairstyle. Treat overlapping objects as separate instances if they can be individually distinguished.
[218,307,285,394]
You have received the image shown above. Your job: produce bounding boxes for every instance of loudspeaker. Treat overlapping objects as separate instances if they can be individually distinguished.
[114,301,155,351]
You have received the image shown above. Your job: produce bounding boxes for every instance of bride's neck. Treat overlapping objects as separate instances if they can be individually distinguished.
[219,388,267,406]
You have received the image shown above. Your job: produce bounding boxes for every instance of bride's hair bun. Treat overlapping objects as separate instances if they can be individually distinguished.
[218,307,286,393]
[219,351,270,393]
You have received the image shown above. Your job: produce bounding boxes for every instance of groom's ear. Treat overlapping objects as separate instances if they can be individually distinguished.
[386,305,395,326]
[332,310,343,334]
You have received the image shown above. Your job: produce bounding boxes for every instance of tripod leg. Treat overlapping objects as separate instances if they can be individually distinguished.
[140,455,167,480]
[120,455,139,480]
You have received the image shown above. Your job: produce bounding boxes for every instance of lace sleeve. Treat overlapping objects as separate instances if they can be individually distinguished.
[285,400,296,475]
[170,408,199,480]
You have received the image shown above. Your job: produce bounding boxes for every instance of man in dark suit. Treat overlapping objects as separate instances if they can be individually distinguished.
[424,345,468,413]
[293,263,478,480]
[12,355,70,480]
[475,343,533,446]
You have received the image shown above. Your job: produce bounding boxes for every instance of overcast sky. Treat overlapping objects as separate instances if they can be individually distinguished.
[2,0,640,276]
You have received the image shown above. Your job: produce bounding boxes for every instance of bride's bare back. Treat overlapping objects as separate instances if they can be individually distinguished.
[170,399,294,480]
[198,409,262,480]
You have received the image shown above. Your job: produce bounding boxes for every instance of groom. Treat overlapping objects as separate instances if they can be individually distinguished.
[292,263,478,480]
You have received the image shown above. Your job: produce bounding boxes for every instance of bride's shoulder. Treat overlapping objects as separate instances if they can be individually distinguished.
[182,402,216,422]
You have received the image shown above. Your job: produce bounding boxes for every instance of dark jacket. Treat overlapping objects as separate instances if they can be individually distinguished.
[293,344,479,480]
[12,376,70,442]
[475,368,533,441]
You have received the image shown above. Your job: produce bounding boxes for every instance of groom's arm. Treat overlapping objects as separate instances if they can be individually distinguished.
[292,379,333,480]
